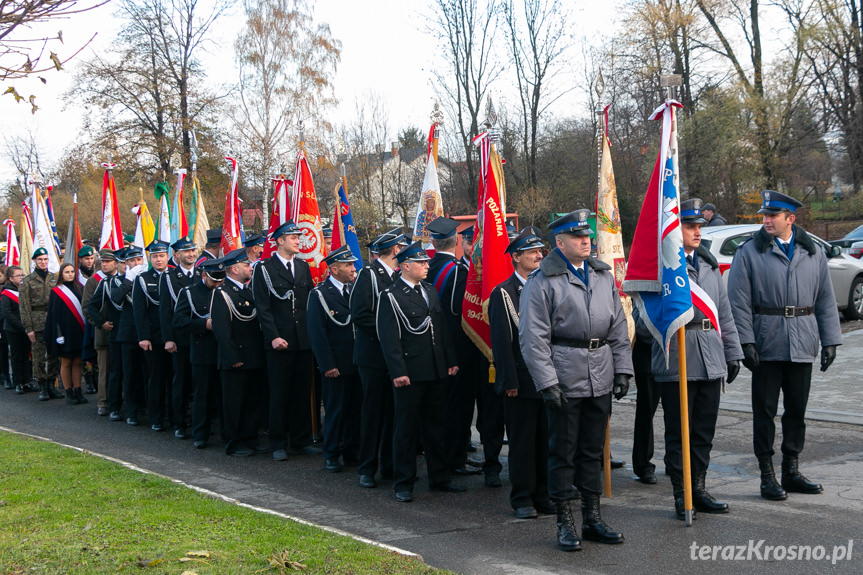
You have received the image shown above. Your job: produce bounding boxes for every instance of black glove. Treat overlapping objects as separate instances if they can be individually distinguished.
[612,374,630,400]
[726,360,740,384]
[821,345,836,372]
[541,384,567,411]
[742,343,759,372]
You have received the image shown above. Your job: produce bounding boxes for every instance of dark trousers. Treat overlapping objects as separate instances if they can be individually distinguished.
[144,346,172,426]
[751,361,813,459]
[445,352,481,469]
[171,346,193,430]
[505,395,550,510]
[107,341,124,413]
[632,371,661,476]
[547,393,611,501]
[191,363,221,443]
[479,376,505,475]
[660,379,720,477]
[267,349,314,451]
[0,335,8,380]
[121,342,144,418]
[392,377,449,493]
[357,365,394,478]
[221,367,264,453]
[322,372,362,462]
[7,331,30,386]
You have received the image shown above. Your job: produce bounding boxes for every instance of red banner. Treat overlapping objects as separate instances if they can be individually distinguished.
[262,177,290,260]
[290,149,328,285]
[99,164,123,250]
[462,132,513,361]
[220,156,243,256]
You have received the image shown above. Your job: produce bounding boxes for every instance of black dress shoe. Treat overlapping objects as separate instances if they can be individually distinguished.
[151,423,164,432]
[97,407,109,416]
[272,449,288,461]
[288,445,323,456]
[484,472,502,488]
[126,417,139,426]
[395,491,413,502]
[636,470,658,484]
[431,481,467,493]
[229,447,254,457]
[174,428,186,440]
[109,411,122,421]
[610,458,625,469]
[359,475,377,488]
[193,440,207,449]
[535,500,556,515]
[514,506,538,519]
[452,466,482,476]
[14,384,24,394]
[253,445,269,455]
[325,459,342,473]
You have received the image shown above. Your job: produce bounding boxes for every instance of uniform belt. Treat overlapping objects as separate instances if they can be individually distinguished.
[754,306,814,317]
[685,318,714,331]
[551,336,608,350]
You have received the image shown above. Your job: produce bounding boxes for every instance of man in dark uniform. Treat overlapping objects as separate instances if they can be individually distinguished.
[489,228,555,519]
[322,226,333,253]
[160,236,202,439]
[520,209,633,551]
[82,249,116,414]
[252,220,316,460]
[244,233,265,264]
[111,246,146,426]
[351,229,404,488]
[174,257,225,449]
[133,240,172,431]
[425,218,484,479]
[195,229,222,267]
[377,241,462,502]
[728,190,842,499]
[648,199,743,519]
[88,248,125,421]
[307,246,361,472]
[211,249,266,456]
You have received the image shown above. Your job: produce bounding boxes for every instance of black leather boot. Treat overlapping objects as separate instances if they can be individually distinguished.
[554,501,581,552]
[46,380,63,399]
[670,474,696,521]
[65,388,76,405]
[84,370,97,394]
[758,456,787,500]
[74,387,89,405]
[37,380,51,401]
[581,493,624,544]
[692,471,729,513]
[781,455,822,494]
[15,383,25,394]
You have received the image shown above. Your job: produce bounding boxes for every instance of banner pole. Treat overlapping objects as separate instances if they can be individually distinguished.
[678,326,694,526]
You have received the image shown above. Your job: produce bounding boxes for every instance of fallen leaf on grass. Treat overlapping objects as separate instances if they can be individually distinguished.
[262,550,306,571]
[136,557,163,567]
[180,571,198,575]
[185,550,211,558]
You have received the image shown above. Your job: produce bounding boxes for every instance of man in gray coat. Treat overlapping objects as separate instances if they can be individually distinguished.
[727,190,842,501]
[648,199,743,520]
[519,209,633,552]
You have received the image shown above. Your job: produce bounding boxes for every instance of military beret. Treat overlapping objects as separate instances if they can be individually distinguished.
[78,245,96,258]
[32,247,48,258]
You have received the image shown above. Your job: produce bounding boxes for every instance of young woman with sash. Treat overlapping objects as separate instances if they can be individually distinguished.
[45,263,87,405]
[1,266,30,394]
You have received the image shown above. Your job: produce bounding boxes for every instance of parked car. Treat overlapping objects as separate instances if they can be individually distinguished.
[700,224,863,320]
[828,224,863,252]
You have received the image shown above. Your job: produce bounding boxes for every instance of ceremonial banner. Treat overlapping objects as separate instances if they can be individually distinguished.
[331,182,363,270]
[44,184,62,255]
[32,187,61,273]
[220,155,244,256]
[621,100,693,359]
[63,193,83,266]
[132,202,155,250]
[290,149,328,285]
[155,182,172,243]
[412,124,444,248]
[262,176,290,260]
[99,163,123,251]
[461,131,513,361]
[171,169,189,244]
[595,106,635,342]
[20,202,33,272]
[189,174,209,251]
[4,218,19,266]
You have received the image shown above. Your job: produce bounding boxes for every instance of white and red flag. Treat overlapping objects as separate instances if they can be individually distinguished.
[290,149,328,285]
[412,123,444,252]
[4,218,19,267]
[32,186,61,273]
[262,175,291,260]
[461,130,514,361]
[220,155,244,256]
[19,201,33,272]
[99,163,123,251]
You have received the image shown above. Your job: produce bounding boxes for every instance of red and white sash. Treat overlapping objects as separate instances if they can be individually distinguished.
[2,289,19,303]
[95,270,107,284]
[690,282,720,337]
[77,270,89,289]
[54,285,85,330]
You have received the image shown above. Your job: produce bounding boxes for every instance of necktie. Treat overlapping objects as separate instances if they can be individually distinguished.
[414,284,426,305]
[686,255,695,269]
[576,267,585,283]
[342,285,350,300]
[285,261,294,282]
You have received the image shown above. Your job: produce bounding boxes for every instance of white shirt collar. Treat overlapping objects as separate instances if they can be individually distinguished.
[378,258,396,277]
[226,276,245,289]
[400,276,419,288]
[514,271,529,285]
[328,275,345,292]
[275,252,294,268]
[179,264,194,276]
[437,251,456,258]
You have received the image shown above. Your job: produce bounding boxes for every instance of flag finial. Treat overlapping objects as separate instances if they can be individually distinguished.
[660,73,682,101]
[430,101,444,126]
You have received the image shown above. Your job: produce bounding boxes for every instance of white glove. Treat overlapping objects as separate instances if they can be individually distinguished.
[55,336,65,345]
[125,264,145,281]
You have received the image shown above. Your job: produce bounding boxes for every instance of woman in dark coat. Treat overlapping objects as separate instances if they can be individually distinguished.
[44,263,86,405]
[0,264,10,389]
[1,265,29,394]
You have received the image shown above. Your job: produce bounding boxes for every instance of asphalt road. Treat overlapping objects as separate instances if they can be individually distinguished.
[2,379,862,574]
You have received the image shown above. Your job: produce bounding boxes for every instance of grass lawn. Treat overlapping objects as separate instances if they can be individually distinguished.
[0,431,449,574]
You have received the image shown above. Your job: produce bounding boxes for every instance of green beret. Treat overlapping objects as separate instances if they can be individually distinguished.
[32,247,48,258]
[78,245,96,258]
